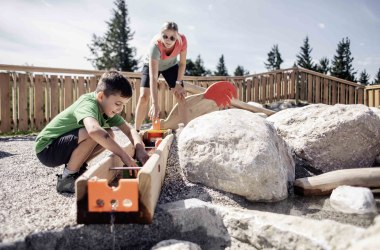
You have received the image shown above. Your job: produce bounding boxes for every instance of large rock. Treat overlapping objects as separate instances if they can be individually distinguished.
[267,104,380,172]
[151,239,201,250]
[160,199,366,250]
[330,186,377,214]
[178,109,295,202]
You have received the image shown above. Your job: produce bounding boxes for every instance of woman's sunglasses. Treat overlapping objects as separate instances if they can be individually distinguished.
[162,34,176,41]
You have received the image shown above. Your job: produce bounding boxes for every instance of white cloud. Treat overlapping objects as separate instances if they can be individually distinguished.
[187,25,196,30]
[318,23,325,29]
[208,4,213,11]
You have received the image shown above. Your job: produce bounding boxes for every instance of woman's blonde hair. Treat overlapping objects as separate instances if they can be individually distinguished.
[158,21,182,45]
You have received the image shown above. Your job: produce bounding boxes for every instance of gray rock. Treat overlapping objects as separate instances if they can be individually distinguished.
[151,239,201,250]
[179,109,295,202]
[267,104,380,172]
[330,186,377,214]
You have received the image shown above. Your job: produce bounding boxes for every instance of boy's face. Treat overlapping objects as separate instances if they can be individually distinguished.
[98,92,129,118]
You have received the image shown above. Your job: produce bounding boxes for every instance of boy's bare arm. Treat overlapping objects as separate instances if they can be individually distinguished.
[83,117,137,167]
[118,122,149,164]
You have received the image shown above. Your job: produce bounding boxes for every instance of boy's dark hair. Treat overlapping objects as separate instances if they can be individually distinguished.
[96,71,133,98]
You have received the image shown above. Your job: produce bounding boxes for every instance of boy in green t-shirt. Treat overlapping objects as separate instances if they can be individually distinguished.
[35,71,149,194]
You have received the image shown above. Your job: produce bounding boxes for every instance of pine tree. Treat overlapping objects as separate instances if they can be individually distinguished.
[234,65,250,76]
[214,55,229,76]
[185,59,196,76]
[359,70,370,85]
[296,36,315,70]
[331,37,356,82]
[372,68,380,85]
[264,44,283,71]
[87,0,138,71]
[316,57,330,74]
[194,55,209,76]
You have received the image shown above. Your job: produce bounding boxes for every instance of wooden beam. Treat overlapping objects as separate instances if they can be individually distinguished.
[294,167,380,196]
[183,81,276,116]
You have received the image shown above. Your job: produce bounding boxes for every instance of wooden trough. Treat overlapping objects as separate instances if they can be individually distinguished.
[76,129,173,224]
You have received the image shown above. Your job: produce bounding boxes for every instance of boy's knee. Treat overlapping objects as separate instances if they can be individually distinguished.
[139,92,150,103]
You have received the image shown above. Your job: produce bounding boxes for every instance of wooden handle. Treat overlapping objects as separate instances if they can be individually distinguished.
[294,167,380,196]
[183,81,275,116]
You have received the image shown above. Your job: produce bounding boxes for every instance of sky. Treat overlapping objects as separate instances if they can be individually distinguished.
[1,0,380,81]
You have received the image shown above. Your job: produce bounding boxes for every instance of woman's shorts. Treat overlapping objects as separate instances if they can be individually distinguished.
[141,64,179,89]
[36,129,80,167]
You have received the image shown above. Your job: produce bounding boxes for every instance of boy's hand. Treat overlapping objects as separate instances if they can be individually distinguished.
[149,104,160,119]
[122,155,139,177]
[135,144,149,165]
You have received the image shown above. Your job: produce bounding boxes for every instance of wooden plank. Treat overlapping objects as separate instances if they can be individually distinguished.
[294,167,380,196]
[261,76,267,103]
[348,86,355,104]
[160,94,218,130]
[183,81,275,116]
[76,133,174,224]
[357,88,364,104]
[375,89,380,107]
[331,81,337,105]
[44,76,49,127]
[283,73,288,99]
[253,77,259,102]
[368,89,374,107]
[307,74,313,103]
[290,71,295,99]
[89,76,97,92]
[246,79,252,102]
[315,76,321,103]
[268,74,274,102]
[18,74,29,131]
[276,73,281,100]
[0,73,12,133]
[77,76,86,98]
[339,83,346,104]
[11,74,17,130]
[50,75,59,120]
[300,72,306,101]
[323,78,329,104]
[34,75,45,131]
[64,76,73,109]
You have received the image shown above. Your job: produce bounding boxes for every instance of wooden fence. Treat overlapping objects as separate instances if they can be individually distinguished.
[0,64,376,133]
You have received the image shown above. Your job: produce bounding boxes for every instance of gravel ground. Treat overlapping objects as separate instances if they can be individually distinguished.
[0,128,379,246]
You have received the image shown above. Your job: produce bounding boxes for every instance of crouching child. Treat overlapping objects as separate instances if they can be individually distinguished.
[35,71,149,193]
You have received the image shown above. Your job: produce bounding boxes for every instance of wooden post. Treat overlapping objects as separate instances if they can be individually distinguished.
[18,74,29,131]
[34,75,45,131]
[315,76,321,103]
[0,73,12,133]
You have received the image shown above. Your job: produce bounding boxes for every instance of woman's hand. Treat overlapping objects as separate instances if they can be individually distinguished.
[149,104,160,119]
[172,85,186,101]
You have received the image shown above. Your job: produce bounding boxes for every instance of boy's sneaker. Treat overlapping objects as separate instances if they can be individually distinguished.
[56,173,79,194]
[78,162,88,176]
[56,163,88,194]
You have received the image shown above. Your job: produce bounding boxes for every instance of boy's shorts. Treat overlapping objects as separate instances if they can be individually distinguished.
[141,64,180,89]
[36,129,80,167]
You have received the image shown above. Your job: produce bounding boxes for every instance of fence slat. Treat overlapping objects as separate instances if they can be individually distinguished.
[63,76,73,109]
[34,75,45,131]
[331,81,337,105]
[246,79,252,102]
[50,75,59,120]
[253,77,259,102]
[268,74,274,102]
[339,83,346,104]
[77,77,86,98]
[261,77,267,103]
[348,86,354,104]
[307,74,313,103]
[300,73,306,101]
[89,76,97,92]
[276,73,281,101]
[290,71,295,99]
[323,78,329,104]
[0,73,12,133]
[18,74,29,131]
[315,76,321,103]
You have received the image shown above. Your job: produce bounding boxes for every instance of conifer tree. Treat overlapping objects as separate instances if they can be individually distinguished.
[359,70,370,85]
[185,59,196,76]
[194,55,209,76]
[234,65,250,76]
[296,36,315,70]
[214,54,229,76]
[372,68,380,85]
[264,44,283,71]
[316,57,330,74]
[87,0,138,71]
[331,37,356,81]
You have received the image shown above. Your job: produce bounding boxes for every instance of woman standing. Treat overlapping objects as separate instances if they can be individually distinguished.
[135,21,187,131]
